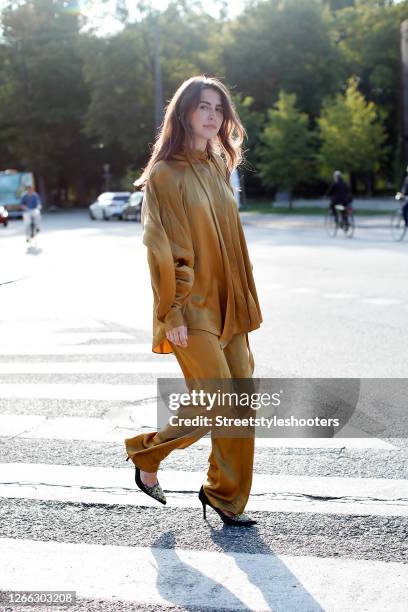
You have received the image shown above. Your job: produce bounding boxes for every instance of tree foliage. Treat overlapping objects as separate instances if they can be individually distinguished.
[0,0,97,201]
[256,92,315,204]
[0,0,404,203]
[220,0,341,117]
[318,77,388,176]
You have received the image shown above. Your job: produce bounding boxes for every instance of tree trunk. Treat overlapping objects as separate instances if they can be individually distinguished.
[350,171,357,195]
[75,176,87,208]
[366,171,374,197]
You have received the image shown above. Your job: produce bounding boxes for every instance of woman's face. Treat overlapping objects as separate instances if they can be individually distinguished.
[188,88,224,147]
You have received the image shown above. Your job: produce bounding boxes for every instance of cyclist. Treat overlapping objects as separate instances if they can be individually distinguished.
[326,170,353,228]
[396,166,408,226]
[20,185,41,242]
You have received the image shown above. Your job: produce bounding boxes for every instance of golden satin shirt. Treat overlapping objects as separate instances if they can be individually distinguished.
[141,148,263,354]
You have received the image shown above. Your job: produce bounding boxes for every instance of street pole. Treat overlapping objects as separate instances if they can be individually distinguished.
[401,20,408,162]
[103,164,111,191]
[154,20,164,131]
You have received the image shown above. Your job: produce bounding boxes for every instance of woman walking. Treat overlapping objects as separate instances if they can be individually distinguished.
[125,75,263,526]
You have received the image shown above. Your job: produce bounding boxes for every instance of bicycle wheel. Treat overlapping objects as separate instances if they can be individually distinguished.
[325,210,337,237]
[344,213,355,238]
[391,209,407,242]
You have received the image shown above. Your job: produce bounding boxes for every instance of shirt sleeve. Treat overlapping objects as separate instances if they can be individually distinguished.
[144,163,194,331]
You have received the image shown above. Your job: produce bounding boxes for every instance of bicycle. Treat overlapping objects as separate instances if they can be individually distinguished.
[391,193,407,242]
[24,208,41,249]
[325,203,355,238]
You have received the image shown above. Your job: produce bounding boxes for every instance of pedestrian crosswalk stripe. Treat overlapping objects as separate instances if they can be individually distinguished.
[291,287,319,294]
[1,463,406,517]
[361,298,401,306]
[0,316,406,612]
[0,384,157,401]
[0,413,395,449]
[0,361,180,374]
[1,538,407,611]
[1,331,134,345]
[0,319,106,330]
[0,344,153,355]
[322,292,357,300]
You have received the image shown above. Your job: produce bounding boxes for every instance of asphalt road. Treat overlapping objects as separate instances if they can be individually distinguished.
[0,210,407,611]
[2,209,408,379]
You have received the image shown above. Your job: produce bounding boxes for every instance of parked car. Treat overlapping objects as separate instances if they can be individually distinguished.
[122,191,143,222]
[0,205,9,226]
[89,192,131,220]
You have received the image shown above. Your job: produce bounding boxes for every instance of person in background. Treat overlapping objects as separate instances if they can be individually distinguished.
[326,170,352,227]
[396,166,408,226]
[21,185,41,242]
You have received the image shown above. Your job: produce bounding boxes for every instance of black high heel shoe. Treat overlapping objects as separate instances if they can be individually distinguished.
[134,466,167,505]
[126,456,167,505]
[198,485,257,526]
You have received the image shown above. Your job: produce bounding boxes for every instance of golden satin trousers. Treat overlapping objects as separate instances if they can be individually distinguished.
[124,330,255,514]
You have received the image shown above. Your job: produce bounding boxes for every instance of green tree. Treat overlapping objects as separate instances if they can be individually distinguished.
[330,0,407,182]
[81,27,154,180]
[0,0,96,203]
[318,77,388,190]
[231,94,264,197]
[220,0,341,117]
[82,1,220,180]
[256,91,315,206]
[324,0,355,10]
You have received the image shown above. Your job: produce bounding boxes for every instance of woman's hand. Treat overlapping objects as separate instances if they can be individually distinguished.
[166,325,188,347]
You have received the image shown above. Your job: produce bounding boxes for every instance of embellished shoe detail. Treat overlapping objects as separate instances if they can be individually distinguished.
[134,466,167,505]
[227,512,256,523]
[142,481,167,504]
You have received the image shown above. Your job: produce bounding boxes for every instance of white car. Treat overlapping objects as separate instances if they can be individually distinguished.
[89,192,131,220]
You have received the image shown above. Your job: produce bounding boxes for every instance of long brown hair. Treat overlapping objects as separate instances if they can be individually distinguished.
[135,75,246,187]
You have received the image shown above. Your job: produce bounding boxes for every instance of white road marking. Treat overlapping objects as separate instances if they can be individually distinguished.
[291,287,319,294]
[0,384,157,402]
[0,413,395,449]
[322,292,357,300]
[1,538,407,611]
[0,361,180,374]
[0,344,153,355]
[361,298,401,306]
[1,331,133,344]
[0,463,406,517]
[0,320,105,330]
[262,283,287,290]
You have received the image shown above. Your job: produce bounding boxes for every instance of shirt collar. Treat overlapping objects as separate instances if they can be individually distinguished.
[172,146,211,163]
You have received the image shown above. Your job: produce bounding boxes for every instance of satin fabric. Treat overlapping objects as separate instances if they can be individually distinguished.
[141,148,263,354]
[125,330,255,515]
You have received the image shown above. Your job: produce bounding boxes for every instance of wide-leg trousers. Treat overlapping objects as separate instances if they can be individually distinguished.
[124,330,255,514]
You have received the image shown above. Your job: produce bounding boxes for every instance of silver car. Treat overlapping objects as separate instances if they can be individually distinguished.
[122,192,144,222]
[89,192,131,220]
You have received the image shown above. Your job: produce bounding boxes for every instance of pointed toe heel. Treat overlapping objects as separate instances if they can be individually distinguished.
[134,466,167,505]
[198,485,256,527]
